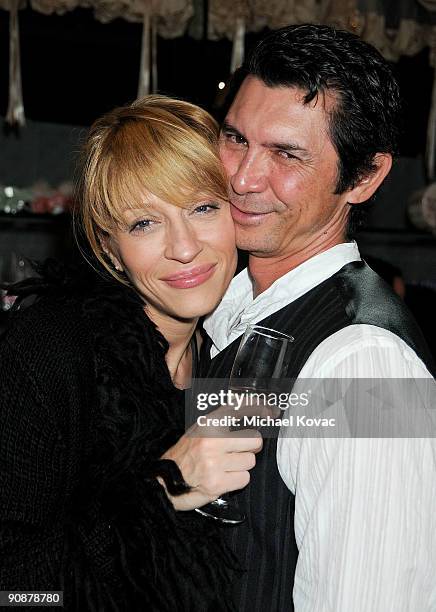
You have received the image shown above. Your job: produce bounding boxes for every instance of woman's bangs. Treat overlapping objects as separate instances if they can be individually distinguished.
[88,113,228,233]
[107,154,224,222]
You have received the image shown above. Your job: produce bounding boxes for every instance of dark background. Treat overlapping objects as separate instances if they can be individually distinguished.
[0,6,433,159]
[0,8,436,351]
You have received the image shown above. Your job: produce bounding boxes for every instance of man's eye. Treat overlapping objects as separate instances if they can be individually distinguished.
[277,150,297,160]
[223,132,246,145]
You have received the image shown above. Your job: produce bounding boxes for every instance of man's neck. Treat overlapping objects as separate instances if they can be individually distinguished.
[249,236,348,297]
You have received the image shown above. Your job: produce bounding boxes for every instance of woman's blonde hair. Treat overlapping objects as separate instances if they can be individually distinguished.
[74,94,228,281]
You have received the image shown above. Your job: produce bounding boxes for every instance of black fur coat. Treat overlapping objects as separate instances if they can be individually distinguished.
[0,264,237,611]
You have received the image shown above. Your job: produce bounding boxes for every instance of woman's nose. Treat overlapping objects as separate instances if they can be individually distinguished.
[163,219,203,263]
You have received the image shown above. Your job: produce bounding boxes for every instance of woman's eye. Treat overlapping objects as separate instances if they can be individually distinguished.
[130,219,154,232]
[194,203,220,214]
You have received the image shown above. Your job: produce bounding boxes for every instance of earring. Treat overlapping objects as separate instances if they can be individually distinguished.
[110,257,123,272]
[102,247,123,272]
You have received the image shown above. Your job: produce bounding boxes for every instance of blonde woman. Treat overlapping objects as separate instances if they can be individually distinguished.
[0,96,261,611]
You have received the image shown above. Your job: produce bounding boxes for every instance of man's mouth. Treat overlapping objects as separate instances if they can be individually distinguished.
[230,202,273,225]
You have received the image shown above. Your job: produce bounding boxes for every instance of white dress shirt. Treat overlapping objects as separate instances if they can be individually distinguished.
[204,242,436,612]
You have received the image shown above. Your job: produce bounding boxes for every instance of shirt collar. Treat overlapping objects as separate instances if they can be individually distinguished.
[204,241,361,355]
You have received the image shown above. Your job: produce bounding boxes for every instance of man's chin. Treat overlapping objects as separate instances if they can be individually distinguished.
[235,232,275,256]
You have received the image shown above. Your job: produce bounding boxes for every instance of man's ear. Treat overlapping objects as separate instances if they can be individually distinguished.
[99,234,124,272]
[347,153,392,204]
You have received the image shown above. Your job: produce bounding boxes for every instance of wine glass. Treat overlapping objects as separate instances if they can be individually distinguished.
[195,324,294,524]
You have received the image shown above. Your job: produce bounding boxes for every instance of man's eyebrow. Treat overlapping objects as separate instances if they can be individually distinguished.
[221,121,309,155]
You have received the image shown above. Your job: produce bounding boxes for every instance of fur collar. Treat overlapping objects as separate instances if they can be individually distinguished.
[16,260,238,611]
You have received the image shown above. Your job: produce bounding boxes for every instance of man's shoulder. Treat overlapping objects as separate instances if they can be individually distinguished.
[331,260,406,322]
[301,259,418,331]
[300,261,435,372]
[268,260,435,376]
[300,324,432,377]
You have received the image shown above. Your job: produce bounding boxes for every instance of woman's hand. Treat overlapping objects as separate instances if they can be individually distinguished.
[160,408,263,511]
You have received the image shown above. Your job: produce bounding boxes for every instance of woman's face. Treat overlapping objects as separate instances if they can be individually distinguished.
[107,192,237,323]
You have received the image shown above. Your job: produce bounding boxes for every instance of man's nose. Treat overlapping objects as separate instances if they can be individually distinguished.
[163,218,203,263]
[230,151,268,195]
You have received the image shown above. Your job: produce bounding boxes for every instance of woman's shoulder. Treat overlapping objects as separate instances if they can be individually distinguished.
[0,295,97,425]
[2,259,169,382]
[2,281,93,367]
[3,260,140,338]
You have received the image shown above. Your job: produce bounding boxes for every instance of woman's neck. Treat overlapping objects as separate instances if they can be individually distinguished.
[145,306,198,388]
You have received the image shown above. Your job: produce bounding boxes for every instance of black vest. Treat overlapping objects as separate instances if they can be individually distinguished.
[200,261,435,612]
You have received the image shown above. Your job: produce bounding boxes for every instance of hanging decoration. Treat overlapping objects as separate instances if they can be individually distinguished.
[324,0,364,31]
[92,0,194,97]
[6,0,25,127]
[230,17,245,73]
[136,11,159,97]
[247,0,328,30]
[350,1,436,178]
[208,1,363,76]
[427,64,436,179]
[31,0,79,13]
[138,7,151,96]
[3,0,436,172]
[1,0,193,121]
[417,0,436,11]
[208,0,249,75]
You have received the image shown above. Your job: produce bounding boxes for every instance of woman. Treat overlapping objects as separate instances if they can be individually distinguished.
[0,96,258,610]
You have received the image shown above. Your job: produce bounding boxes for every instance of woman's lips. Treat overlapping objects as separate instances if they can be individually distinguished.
[230,202,273,225]
[161,263,217,289]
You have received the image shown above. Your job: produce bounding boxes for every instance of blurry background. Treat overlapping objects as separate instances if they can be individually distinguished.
[1,0,436,352]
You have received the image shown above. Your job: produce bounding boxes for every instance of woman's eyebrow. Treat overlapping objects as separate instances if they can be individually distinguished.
[123,205,154,218]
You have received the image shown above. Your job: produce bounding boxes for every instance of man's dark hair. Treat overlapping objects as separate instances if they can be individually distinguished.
[231,24,402,234]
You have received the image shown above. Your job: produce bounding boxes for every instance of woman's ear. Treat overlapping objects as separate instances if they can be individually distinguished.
[99,235,124,272]
[347,153,392,205]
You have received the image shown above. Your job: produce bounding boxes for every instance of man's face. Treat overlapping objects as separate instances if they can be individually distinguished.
[219,76,351,258]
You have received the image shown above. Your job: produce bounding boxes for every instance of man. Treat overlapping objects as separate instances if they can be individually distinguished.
[201,24,436,611]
